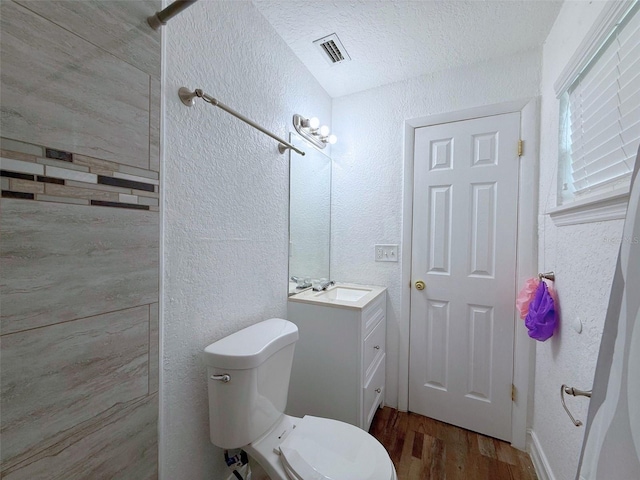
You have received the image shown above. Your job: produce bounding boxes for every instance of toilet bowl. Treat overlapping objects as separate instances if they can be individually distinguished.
[203,318,397,480]
[246,414,396,480]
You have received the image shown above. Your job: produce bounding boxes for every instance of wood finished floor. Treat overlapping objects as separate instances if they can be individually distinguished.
[370,407,537,480]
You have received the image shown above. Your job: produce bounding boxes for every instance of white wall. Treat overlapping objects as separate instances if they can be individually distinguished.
[162,2,331,479]
[330,49,542,409]
[533,2,625,479]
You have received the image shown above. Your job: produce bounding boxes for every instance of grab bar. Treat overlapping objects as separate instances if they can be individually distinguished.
[561,384,592,426]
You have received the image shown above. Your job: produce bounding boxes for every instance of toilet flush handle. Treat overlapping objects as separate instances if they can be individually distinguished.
[211,374,231,383]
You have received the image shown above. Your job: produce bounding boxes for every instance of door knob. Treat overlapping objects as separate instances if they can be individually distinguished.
[414,280,426,290]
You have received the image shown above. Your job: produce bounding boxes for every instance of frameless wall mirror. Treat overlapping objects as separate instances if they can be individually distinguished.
[288,133,331,295]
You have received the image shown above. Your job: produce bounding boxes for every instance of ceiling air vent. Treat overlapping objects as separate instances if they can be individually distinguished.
[313,33,351,65]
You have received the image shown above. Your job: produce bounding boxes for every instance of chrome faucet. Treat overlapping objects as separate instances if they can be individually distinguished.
[313,280,335,292]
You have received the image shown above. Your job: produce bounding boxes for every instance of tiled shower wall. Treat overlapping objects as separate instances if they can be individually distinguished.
[0,1,161,478]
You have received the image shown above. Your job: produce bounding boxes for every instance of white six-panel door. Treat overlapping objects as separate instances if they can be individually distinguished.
[408,112,520,441]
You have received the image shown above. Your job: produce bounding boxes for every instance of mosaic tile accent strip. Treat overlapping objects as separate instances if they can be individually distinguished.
[98,175,155,192]
[118,164,159,180]
[44,165,97,183]
[0,138,43,157]
[1,171,34,181]
[0,138,160,210]
[113,171,159,186]
[45,147,72,162]
[1,158,43,175]
[90,200,150,211]
[2,191,34,200]
[37,176,64,185]
[9,179,44,194]
[37,157,89,172]
[38,195,89,206]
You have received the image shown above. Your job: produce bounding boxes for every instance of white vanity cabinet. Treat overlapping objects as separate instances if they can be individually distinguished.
[286,284,387,431]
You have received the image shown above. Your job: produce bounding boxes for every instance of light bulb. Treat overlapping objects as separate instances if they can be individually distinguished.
[308,117,320,129]
[319,125,330,136]
[327,134,337,145]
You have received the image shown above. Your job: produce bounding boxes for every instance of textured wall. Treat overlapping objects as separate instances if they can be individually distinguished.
[163,2,331,479]
[0,1,161,478]
[533,2,625,479]
[330,49,542,409]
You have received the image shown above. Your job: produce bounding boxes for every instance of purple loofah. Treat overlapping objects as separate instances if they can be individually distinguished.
[524,281,557,341]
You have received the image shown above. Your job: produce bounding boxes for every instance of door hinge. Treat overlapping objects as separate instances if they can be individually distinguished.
[517,140,524,157]
[511,384,517,402]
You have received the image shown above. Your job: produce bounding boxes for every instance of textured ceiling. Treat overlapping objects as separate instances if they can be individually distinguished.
[253,0,563,98]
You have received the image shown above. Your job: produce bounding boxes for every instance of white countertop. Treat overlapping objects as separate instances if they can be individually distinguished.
[288,282,386,310]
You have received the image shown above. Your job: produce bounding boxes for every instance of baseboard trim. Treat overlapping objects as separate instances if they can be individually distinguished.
[528,429,556,480]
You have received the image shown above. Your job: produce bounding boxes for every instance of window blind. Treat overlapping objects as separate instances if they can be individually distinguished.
[568,4,640,196]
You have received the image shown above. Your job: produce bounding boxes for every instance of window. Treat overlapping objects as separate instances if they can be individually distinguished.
[557,2,640,206]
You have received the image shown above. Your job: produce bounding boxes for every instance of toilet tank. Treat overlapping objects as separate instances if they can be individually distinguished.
[203,318,299,449]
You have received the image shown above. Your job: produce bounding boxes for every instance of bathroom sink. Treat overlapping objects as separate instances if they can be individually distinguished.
[316,286,371,302]
[288,283,385,309]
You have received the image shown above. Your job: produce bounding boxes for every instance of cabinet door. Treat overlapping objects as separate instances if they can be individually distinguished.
[363,355,385,430]
[363,319,385,381]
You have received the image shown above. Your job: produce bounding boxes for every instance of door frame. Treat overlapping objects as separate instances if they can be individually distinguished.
[399,98,540,449]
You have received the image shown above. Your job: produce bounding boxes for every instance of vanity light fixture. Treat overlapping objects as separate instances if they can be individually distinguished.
[293,114,337,150]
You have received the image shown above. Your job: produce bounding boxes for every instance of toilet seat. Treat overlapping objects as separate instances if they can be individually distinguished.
[278,416,395,480]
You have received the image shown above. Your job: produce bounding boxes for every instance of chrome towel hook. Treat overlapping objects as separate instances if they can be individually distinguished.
[561,384,592,426]
[539,271,555,282]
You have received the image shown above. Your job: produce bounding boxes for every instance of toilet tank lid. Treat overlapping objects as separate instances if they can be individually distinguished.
[203,318,298,370]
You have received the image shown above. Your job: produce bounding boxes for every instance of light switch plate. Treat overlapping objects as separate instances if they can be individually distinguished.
[375,244,398,262]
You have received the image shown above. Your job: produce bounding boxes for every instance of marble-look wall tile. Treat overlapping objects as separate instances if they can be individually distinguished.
[2,393,158,480]
[149,76,161,172]
[0,2,150,168]
[0,199,159,334]
[14,0,161,79]
[1,1,161,477]
[149,303,159,394]
[1,306,149,471]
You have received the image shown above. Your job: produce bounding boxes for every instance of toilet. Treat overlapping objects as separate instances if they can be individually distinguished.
[204,318,397,480]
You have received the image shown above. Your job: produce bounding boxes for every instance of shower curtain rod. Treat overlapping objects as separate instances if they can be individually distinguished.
[178,88,305,156]
[147,0,198,30]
